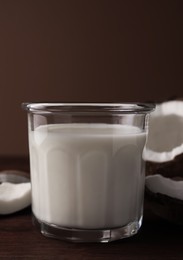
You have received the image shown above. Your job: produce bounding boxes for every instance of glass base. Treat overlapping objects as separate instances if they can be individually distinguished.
[33,215,142,243]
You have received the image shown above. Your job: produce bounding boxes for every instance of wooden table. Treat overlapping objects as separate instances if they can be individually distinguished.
[0,157,183,259]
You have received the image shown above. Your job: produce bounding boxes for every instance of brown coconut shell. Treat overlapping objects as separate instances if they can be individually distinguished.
[145,152,183,178]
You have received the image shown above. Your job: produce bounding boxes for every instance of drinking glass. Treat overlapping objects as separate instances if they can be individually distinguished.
[23,103,155,242]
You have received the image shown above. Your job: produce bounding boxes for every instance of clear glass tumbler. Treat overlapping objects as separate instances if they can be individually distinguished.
[23,103,155,242]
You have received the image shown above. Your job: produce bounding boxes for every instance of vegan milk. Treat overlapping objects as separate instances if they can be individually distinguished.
[29,123,146,229]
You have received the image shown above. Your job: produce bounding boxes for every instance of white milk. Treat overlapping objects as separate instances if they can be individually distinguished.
[29,123,146,229]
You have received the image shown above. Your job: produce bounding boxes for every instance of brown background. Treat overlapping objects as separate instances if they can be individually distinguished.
[0,0,182,156]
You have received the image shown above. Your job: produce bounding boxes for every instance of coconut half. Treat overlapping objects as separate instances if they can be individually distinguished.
[143,100,183,223]
[144,100,183,178]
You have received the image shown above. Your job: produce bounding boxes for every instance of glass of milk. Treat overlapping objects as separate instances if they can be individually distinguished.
[23,103,155,242]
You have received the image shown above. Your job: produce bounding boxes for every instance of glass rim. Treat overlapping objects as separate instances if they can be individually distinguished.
[22,102,155,114]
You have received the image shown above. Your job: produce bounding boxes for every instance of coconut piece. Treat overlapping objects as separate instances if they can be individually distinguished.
[144,100,183,178]
[0,182,31,214]
[146,174,183,200]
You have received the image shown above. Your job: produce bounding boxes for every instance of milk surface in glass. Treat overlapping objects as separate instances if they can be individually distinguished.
[29,123,146,229]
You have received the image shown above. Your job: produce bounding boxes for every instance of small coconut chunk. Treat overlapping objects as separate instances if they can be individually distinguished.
[0,182,31,214]
[146,174,183,200]
[144,101,183,163]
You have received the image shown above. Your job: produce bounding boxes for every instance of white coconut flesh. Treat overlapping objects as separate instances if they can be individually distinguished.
[0,182,31,214]
[146,174,183,200]
[143,101,183,163]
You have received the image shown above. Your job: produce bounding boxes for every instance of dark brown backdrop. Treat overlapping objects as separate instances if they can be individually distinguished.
[0,0,182,155]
